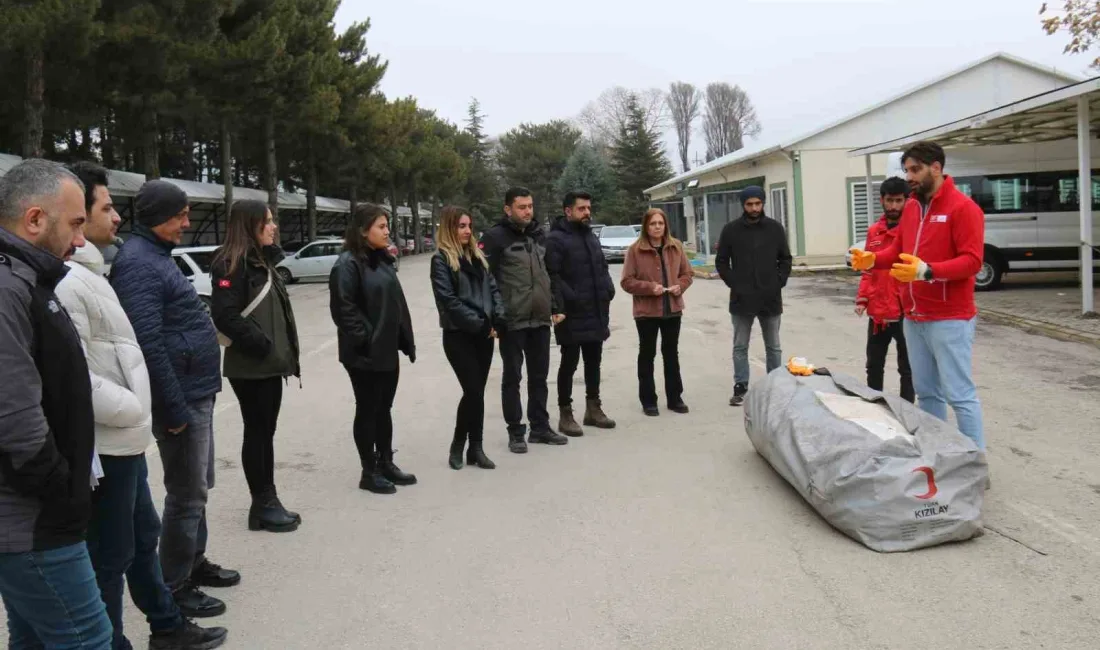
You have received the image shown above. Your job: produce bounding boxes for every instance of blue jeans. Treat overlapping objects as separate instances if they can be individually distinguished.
[732,313,782,386]
[86,455,182,649]
[903,317,985,449]
[0,542,113,649]
[151,397,216,592]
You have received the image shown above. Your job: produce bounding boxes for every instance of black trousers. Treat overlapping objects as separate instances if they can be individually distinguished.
[228,377,283,497]
[443,331,495,442]
[498,326,551,434]
[636,317,684,408]
[866,319,915,403]
[345,366,400,468]
[558,341,603,407]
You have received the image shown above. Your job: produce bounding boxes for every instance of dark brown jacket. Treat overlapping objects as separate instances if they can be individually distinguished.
[620,237,693,319]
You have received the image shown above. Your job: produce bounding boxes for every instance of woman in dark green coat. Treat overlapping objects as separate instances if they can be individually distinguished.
[210,199,302,533]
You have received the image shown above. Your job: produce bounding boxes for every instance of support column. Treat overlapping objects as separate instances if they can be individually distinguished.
[865,154,875,239]
[1077,96,1095,315]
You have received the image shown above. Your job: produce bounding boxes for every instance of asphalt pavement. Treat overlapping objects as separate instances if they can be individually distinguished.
[9,254,1100,649]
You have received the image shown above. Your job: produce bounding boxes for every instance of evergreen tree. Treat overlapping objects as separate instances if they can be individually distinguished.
[496,120,581,223]
[554,141,622,223]
[611,94,673,222]
[461,98,497,229]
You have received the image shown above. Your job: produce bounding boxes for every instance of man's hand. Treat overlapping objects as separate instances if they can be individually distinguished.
[552,313,566,325]
[168,423,188,435]
[489,328,497,339]
[854,305,866,316]
[889,253,929,283]
[669,285,682,297]
[652,284,665,296]
[849,248,875,271]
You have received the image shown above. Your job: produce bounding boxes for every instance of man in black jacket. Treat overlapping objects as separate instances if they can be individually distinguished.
[480,187,568,453]
[544,191,617,434]
[715,186,793,406]
[0,159,113,648]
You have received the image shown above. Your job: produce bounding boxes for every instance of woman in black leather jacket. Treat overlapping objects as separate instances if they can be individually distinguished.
[328,204,417,494]
[430,206,506,470]
[211,199,302,532]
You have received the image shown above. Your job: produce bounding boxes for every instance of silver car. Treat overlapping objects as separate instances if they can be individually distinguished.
[598,225,637,263]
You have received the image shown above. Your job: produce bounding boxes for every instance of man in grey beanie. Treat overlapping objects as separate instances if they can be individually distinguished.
[714,185,793,406]
[111,179,241,620]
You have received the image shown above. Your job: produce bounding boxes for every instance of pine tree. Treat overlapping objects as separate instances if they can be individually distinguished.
[555,141,622,223]
[611,94,673,222]
[462,98,497,228]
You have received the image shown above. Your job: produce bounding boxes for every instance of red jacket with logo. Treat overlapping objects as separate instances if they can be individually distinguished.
[856,217,903,328]
[871,175,984,322]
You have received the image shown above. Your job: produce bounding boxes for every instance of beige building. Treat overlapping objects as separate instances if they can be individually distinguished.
[645,53,1080,265]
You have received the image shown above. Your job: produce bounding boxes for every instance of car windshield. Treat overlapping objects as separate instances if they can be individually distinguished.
[187,251,215,273]
[601,226,636,239]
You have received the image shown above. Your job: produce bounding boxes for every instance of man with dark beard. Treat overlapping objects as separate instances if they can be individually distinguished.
[850,141,986,452]
[855,176,915,403]
[715,186,793,407]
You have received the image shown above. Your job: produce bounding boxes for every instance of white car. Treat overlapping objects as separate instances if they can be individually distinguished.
[172,246,218,310]
[275,238,343,284]
[598,225,638,263]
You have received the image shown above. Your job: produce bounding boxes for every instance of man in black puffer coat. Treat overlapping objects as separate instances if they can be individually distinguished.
[544,191,617,435]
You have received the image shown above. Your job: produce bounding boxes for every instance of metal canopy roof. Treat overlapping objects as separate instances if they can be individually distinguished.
[849,76,1100,156]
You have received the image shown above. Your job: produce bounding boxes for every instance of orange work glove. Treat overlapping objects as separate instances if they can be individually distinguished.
[889,253,931,283]
[786,356,815,376]
[848,248,875,271]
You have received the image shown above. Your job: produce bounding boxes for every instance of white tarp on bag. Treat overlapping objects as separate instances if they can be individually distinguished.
[744,368,987,552]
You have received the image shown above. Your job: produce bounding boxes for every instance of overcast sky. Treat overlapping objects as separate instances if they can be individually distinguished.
[335,0,1095,171]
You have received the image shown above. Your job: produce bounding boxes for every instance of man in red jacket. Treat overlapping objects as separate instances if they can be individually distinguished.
[855,176,914,403]
[849,141,985,450]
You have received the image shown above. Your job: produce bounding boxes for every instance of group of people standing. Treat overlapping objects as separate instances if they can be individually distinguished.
[0,138,987,649]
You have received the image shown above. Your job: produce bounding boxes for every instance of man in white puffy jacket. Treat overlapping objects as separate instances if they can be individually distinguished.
[56,162,226,650]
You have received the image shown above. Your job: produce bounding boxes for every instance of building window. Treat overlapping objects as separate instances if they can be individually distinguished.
[769,185,788,231]
[850,180,884,244]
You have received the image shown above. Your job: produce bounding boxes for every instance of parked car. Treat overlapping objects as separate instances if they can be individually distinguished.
[171,245,218,310]
[598,225,638,263]
[275,237,342,284]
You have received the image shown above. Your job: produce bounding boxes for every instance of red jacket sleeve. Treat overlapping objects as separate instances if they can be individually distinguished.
[930,201,984,281]
[856,271,872,305]
[871,223,904,269]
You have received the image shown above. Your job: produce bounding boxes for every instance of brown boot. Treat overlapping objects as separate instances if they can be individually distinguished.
[558,406,584,437]
[583,398,616,429]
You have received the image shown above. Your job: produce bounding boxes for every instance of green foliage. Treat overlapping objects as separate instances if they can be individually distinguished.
[554,141,623,224]
[611,94,673,222]
[496,120,582,223]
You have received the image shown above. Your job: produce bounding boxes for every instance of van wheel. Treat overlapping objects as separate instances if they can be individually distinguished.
[975,247,1003,291]
[277,267,295,284]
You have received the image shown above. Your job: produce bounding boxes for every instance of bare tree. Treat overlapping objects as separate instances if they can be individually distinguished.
[666,81,702,172]
[702,82,761,162]
[577,86,668,148]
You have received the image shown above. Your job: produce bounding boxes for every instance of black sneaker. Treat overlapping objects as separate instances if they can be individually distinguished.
[729,383,748,407]
[668,402,690,414]
[149,619,228,649]
[643,405,660,417]
[529,429,568,445]
[508,431,528,454]
[173,585,226,618]
[191,560,240,588]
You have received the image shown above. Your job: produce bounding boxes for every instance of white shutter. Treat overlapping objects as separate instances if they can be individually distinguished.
[850,181,884,242]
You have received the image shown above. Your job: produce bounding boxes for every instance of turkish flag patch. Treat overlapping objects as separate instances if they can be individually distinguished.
[217,279,231,289]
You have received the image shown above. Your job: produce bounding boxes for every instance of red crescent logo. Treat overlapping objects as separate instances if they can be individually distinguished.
[912,466,938,500]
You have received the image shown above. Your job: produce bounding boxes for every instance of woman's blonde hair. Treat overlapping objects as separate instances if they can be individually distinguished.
[639,207,680,249]
[437,205,487,272]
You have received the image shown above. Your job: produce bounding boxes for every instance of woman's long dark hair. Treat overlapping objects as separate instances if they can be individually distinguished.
[212,199,270,275]
[343,203,389,257]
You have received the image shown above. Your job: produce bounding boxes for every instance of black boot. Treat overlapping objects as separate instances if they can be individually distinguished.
[378,450,417,486]
[359,455,396,494]
[190,560,240,588]
[449,431,466,470]
[508,425,528,453]
[173,584,226,618]
[149,618,228,650]
[270,486,301,523]
[248,488,300,533]
[466,437,496,469]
